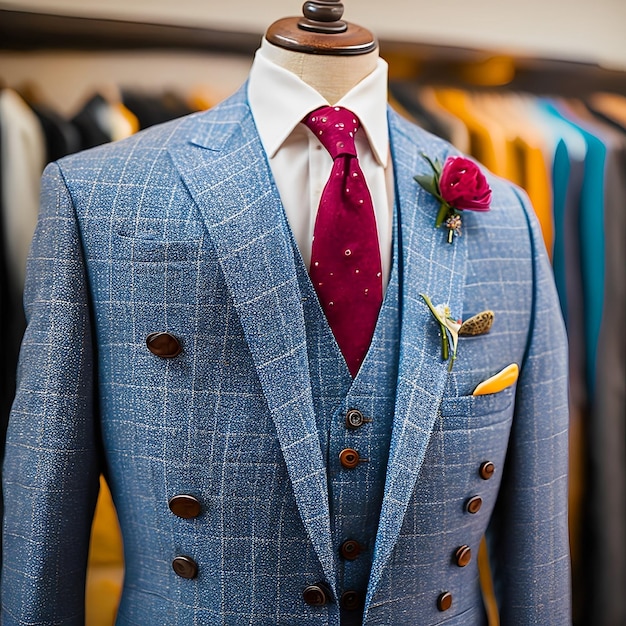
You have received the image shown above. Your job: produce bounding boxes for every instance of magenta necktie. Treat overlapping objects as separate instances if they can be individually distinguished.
[303,106,383,377]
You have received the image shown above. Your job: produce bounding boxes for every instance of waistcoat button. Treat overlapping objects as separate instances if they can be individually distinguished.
[479,461,495,480]
[345,409,365,429]
[466,495,483,514]
[168,494,201,519]
[341,590,361,611]
[339,448,360,469]
[340,539,362,560]
[303,582,331,606]
[455,545,472,567]
[437,591,453,611]
[172,555,198,579]
[146,332,182,358]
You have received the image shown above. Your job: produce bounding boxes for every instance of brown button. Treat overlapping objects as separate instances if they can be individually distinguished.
[303,582,331,606]
[466,496,483,514]
[339,539,362,560]
[479,461,495,480]
[345,409,365,430]
[146,332,182,358]
[437,591,452,612]
[172,555,198,579]
[339,448,360,469]
[340,590,361,611]
[168,494,201,519]
[455,545,472,567]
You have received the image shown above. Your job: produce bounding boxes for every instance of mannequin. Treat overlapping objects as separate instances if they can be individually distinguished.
[260,36,378,104]
[1,2,571,624]
[262,0,379,103]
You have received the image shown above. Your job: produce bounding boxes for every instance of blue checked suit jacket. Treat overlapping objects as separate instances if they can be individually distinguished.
[1,85,571,625]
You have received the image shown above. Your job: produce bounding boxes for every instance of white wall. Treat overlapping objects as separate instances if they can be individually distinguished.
[3,0,626,69]
[0,49,252,115]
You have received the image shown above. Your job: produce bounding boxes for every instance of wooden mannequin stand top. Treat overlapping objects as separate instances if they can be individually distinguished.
[265,0,377,56]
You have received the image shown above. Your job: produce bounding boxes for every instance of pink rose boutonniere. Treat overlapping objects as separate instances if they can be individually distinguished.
[414,155,492,243]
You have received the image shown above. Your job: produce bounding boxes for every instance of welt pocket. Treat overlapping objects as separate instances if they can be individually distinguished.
[439,384,515,428]
[111,231,203,263]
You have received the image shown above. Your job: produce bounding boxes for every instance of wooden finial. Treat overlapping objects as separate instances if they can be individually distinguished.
[298,0,347,34]
[265,1,376,56]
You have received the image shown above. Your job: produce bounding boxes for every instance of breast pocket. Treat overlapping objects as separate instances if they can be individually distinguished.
[439,384,516,431]
[112,230,204,263]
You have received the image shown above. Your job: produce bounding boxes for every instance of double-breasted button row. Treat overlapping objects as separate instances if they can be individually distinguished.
[435,461,496,610]
[146,332,182,358]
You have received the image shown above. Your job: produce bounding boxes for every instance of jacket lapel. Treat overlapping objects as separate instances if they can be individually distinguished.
[168,87,337,594]
[366,109,468,608]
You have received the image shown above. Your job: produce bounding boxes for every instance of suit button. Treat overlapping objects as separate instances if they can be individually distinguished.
[340,539,362,560]
[339,448,360,469]
[455,545,472,567]
[479,461,495,480]
[340,590,361,611]
[345,409,365,429]
[466,495,483,514]
[146,332,182,358]
[172,555,198,579]
[168,494,201,519]
[303,582,332,606]
[437,591,453,611]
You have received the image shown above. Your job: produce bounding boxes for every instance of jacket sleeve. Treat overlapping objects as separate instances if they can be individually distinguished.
[1,162,100,625]
[487,187,572,624]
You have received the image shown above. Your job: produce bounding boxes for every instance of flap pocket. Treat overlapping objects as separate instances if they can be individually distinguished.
[111,230,203,263]
[439,384,516,429]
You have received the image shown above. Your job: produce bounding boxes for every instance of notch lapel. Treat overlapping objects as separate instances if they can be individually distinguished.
[366,110,468,609]
[168,89,337,594]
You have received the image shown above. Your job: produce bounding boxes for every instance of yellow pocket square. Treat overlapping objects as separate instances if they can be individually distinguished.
[472,363,519,396]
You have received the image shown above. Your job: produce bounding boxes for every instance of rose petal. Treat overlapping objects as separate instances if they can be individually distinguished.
[439,156,492,212]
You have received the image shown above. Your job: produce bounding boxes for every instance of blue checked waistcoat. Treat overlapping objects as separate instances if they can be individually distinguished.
[1,85,571,625]
[293,209,400,624]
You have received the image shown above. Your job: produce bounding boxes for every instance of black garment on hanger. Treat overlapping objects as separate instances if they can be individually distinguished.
[122,90,194,130]
[31,103,82,162]
[71,94,113,150]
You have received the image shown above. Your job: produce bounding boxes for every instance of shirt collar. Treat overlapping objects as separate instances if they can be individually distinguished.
[247,43,389,167]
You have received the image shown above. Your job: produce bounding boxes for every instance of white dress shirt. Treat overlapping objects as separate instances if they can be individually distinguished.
[247,45,394,288]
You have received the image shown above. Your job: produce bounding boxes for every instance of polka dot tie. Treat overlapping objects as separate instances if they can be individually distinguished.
[304,106,383,377]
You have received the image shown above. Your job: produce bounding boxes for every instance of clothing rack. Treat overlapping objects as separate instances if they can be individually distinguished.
[1,8,625,96]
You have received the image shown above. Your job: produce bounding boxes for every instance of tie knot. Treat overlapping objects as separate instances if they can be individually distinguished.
[304,106,360,159]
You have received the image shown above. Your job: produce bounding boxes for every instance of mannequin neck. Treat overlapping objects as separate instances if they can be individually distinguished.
[260,38,379,104]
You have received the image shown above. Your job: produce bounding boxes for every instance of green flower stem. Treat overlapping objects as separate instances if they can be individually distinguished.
[435,202,450,229]
[420,293,450,362]
[441,330,449,361]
